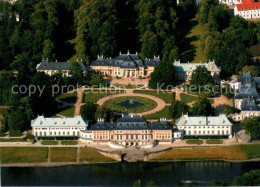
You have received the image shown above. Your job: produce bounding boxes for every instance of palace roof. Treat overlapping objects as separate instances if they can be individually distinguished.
[90,53,160,69]
[87,115,172,131]
[36,61,87,71]
[175,114,233,126]
[31,115,88,127]
[236,2,260,11]
[173,60,221,72]
[241,99,260,111]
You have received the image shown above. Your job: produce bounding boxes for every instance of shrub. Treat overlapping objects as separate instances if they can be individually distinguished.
[41,141,59,145]
[185,135,228,139]
[61,141,78,145]
[186,139,203,144]
[9,129,21,137]
[37,136,78,140]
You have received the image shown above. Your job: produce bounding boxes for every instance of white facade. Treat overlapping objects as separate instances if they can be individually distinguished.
[175,114,233,137]
[31,116,88,137]
[234,5,260,19]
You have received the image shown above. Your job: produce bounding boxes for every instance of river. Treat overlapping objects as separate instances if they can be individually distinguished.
[2,161,260,186]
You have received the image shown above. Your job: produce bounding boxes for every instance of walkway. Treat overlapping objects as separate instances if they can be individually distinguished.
[96,89,167,115]
[74,87,84,116]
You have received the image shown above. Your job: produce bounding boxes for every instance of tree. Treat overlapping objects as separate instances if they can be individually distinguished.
[90,74,106,87]
[233,170,260,186]
[69,62,84,85]
[208,179,228,186]
[80,102,97,123]
[191,96,214,116]
[224,105,240,115]
[240,65,259,77]
[7,108,27,135]
[241,116,260,140]
[149,61,176,89]
[190,66,214,91]
[197,0,218,25]
[95,105,114,122]
[169,101,189,119]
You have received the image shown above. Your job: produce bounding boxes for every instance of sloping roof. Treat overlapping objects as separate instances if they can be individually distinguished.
[241,99,260,111]
[175,114,233,126]
[36,61,87,71]
[31,116,88,127]
[173,60,221,72]
[88,115,172,131]
[236,2,260,11]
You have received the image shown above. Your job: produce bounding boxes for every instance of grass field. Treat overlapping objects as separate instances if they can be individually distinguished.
[180,93,214,104]
[0,147,48,164]
[206,139,223,144]
[84,90,125,103]
[153,144,260,161]
[144,106,171,119]
[0,138,27,142]
[133,90,173,103]
[56,92,77,103]
[58,106,75,117]
[50,147,77,162]
[41,141,59,145]
[103,96,157,113]
[80,147,115,163]
[61,141,78,145]
[186,139,203,145]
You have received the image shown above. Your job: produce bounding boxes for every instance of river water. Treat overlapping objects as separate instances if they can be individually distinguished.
[2,161,260,186]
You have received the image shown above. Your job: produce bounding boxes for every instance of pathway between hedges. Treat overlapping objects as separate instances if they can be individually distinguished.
[96,89,167,116]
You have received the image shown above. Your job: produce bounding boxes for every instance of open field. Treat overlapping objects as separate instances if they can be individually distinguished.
[186,139,203,145]
[84,90,125,103]
[206,139,223,144]
[0,147,48,164]
[58,106,75,117]
[143,106,171,119]
[41,141,59,145]
[133,90,173,103]
[50,147,77,162]
[61,141,78,145]
[56,92,77,103]
[103,96,157,113]
[153,144,260,161]
[0,138,27,142]
[80,147,115,163]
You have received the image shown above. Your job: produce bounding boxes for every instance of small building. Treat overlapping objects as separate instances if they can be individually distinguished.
[175,114,233,137]
[173,60,221,82]
[90,51,160,78]
[80,115,172,145]
[36,59,88,77]
[234,0,260,19]
[31,115,88,137]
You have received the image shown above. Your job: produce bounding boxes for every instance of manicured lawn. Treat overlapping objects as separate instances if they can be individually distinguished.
[112,84,144,89]
[80,147,115,163]
[206,139,223,144]
[0,138,27,142]
[50,147,77,162]
[56,91,77,103]
[103,96,157,113]
[153,145,260,161]
[133,90,173,103]
[0,147,48,164]
[180,93,214,104]
[61,141,78,145]
[58,106,75,117]
[41,141,59,145]
[144,106,171,119]
[84,90,125,103]
[186,139,203,145]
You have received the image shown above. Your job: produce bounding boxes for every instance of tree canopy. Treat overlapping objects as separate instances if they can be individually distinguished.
[169,101,189,119]
[191,96,214,116]
[241,116,260,140]
[190,66,214,90]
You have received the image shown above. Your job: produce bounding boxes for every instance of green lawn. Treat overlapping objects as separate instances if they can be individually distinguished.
[58,106,75,117]
[61,140,78,145]
[56,91,77,103]
[103,96,157,113]
[41,141,59,145]
[144,106,171,119]
[112,84,144,89]
[133,90,173,103]
[0,147,48,164]
[80,147,115,163]
[50,147,77,162]
[84,90,125,103]
[240,144,260,159]
[0,138,27,142]
[206,139,223,144]
[180,93,213,104]
[186,139,203,145]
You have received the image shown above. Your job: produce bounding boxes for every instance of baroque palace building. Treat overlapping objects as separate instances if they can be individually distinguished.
[90,51,160,78]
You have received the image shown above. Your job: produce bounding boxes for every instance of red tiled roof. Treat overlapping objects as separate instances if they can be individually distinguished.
[237,2,260,11]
